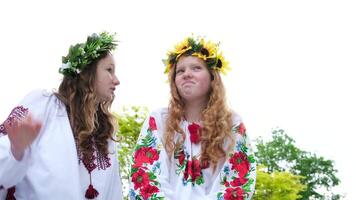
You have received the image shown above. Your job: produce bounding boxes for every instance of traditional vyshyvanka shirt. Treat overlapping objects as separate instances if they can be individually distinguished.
[0,90,123,200]
[129,108,256,200]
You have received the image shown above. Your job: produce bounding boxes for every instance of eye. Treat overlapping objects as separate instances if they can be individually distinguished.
[193,66,202,71]
[176,68,184,75]
[107,68,113,73]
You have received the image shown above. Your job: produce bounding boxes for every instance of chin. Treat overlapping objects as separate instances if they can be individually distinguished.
[98,95,112,103]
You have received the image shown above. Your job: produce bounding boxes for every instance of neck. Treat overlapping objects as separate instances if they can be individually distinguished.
[183,98,208,123]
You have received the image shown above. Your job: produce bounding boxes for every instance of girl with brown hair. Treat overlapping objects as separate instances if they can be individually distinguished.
[129,36,256,200]
[0,32,123,199]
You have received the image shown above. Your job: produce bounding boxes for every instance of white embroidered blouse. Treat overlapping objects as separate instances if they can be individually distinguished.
[129,108,256,200]
[0,90,123,200]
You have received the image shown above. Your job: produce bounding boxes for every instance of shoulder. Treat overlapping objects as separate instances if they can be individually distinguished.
[21,89,56,104]
[143,107,168,133]
[20,89,64,118]
[231,110,243,126]
[148,107,168,121]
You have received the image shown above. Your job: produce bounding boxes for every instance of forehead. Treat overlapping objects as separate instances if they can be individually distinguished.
[98,54,115,67]
[176,56,206,68]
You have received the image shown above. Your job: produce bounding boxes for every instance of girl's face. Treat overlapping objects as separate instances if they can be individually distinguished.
[174,56,212,103]
[95,54,120,102]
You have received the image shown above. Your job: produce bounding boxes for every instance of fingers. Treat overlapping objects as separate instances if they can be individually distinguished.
[6,113,42,142]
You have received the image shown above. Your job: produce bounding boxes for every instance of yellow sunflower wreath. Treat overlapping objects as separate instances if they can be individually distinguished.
[163,36,231,75]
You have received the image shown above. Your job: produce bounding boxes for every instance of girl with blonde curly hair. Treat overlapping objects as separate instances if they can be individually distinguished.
[129,36,256,200]
[0,32,123,199]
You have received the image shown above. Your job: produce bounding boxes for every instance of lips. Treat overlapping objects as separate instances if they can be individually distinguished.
[182,81,194,86]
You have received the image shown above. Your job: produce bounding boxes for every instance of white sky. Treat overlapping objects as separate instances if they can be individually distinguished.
[1,0,355,198]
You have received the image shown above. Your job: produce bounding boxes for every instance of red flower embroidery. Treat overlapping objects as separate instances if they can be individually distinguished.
[183,158,202,182]
[140,184,159,200]
[224,181,230,187]
[191,158,202,182]
[184,160,193,181]
[188,123,200,144]
[132,168,150,190]
[230,176,248,187]
[177,150,185,165]
[134,147,159,167]
[149,117,157,131]
[238,123,246,135]
[223,187,244,200]
[229,152,250,177]
[201,159,210,169]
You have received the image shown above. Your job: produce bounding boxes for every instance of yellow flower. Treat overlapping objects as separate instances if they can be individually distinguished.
[174,37,191,54]
[163,35,231,75]
[202,39,218,58]
[191,52,207,61]
[215,53,231,75]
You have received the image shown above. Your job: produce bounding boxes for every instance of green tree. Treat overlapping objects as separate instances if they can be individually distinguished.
[115,106,148,199]
[254,166,306,200]
[255,129,341,200]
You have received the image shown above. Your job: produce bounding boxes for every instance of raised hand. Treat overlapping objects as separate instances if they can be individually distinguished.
[4,114,42,161]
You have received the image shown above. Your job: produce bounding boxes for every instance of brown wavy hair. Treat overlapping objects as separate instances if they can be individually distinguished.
[164,56,235,171]
[55,52,116,159]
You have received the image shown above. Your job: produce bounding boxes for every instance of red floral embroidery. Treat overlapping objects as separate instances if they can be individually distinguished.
[230,176,248,187]
[130,118,162,199]
[177,150,185,165]
[149,117,157,131]
[133,147,159,167]
[184,160,193,181]
[229,152,250,177]
[224,181,230,187]
[140,184,159,200]
[132,169,150,190]
[188,123,200,144]
[201,159,210,169]
[223,187,244,200]
[192,158,202,182]
[183,158,202,183]
[238,123,246,135]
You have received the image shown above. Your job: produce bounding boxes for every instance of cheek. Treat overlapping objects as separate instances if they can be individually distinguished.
[174,77,181,86]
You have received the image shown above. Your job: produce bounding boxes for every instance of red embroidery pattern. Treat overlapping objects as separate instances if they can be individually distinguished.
[188,123,201,144]
[77,140,111,199]
[130,116,162,199]
[97,152,111,170]
[174,148,206,185]
[0,106,28,135]
[5,186,16,200]
[217,122,256,200]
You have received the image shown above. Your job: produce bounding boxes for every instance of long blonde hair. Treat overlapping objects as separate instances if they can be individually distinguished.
[164,57,235,171]
[55,52,116,159]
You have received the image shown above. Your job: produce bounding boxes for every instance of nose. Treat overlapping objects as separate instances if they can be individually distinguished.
[182,69,192,79]
[113,75,120,86]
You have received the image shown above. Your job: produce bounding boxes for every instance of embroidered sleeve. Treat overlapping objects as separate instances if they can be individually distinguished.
[0,90,47,188]
[215,122,257,200]
[0,106,29,136]
[129,116,167,200]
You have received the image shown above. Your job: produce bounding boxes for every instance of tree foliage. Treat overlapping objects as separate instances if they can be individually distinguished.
[115,106,148,199]
[254,166,305,200]
[255,129,341,200]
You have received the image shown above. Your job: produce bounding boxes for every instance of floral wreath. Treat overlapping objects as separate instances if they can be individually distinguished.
[60,32,117,77]
[163,35,231,75]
